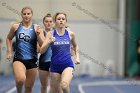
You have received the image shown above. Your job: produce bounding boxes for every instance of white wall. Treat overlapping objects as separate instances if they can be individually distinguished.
[0,0,117,20]
[69,21,120,77]
[0,0,50,20]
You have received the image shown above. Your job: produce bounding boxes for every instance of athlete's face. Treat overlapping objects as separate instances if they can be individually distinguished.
[21,9,33,23]
[55,14,67,28]
[44,17,53,30]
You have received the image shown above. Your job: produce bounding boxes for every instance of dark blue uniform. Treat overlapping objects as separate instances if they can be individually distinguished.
[50,29,74,74]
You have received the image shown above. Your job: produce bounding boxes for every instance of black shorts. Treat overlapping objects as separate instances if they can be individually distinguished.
[39,61,51,71]
[13,58,38,70]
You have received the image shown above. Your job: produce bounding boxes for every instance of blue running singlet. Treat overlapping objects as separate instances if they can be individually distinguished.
[14,23,37,60]
[50,29,74,74]
[51,29,73,64]
[39,31,52,62]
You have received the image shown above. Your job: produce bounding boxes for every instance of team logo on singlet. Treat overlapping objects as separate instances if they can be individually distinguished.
[19,33,31,42]
[54,41,70,45]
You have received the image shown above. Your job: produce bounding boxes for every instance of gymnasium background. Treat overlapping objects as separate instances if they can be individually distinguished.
[0,0,140,78]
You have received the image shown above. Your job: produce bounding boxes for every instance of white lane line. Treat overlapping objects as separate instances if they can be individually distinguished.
[78,80,140,93]
[112,85,125,93]
[47,85,50,93]
[6,86,16,93]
